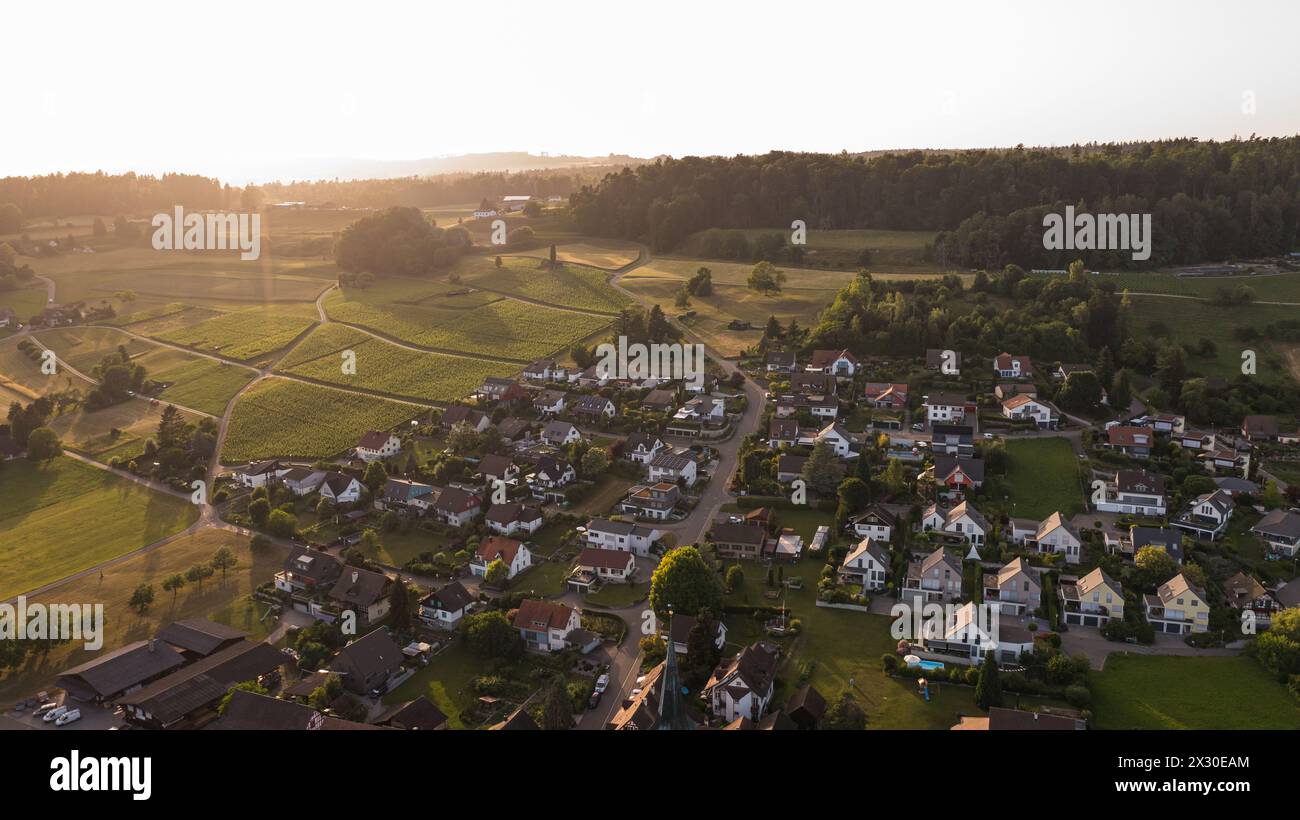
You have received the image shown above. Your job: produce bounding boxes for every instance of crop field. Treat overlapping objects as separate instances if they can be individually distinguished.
[152,357,258,415]
[674,227,943,274]
[279,323,517,402]
[0,286,49,330]
[222,377,421,462]
[456,255,630,313]
[154,306,317,362]
[325,289,611,361]
[111,303,225,333]
[0,526,284,704]
[0,455,199,601]
[35,325,157,373]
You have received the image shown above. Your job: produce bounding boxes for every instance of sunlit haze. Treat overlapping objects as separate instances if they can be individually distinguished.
[4,0,1299,182]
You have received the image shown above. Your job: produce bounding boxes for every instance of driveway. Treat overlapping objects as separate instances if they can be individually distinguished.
[1060,628,1243,670]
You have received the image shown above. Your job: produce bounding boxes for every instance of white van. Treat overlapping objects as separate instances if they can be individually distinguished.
[55,709,82,726]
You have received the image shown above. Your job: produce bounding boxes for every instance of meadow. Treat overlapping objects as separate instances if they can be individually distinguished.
[0,455,199,600]
[1128,295,1299,384]
[674,227,942,274]
[221,377,422,462]
[514,239,641,270]
[1000,437,1086,520]
[1091,653,1300,729]
[151,357,259,415]
[278,323,518,403]
[45,397,207,462]
[0,526,285,704]
[456,255,631,313]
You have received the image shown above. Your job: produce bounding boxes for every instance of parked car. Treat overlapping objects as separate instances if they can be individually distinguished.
[32,702,59,718]
[912,423,925,432]
[594,673,610,694]
[42,706,68,723]
[588,690,603,710]
[983,433,994,440]
[55,709,81,726]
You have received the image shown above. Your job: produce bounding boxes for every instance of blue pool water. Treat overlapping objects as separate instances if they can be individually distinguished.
[910,660,946,671]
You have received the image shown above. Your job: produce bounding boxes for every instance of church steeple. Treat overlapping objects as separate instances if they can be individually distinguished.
[657,610,693,730]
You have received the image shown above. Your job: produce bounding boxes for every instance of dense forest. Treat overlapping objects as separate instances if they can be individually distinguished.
[569,138,1300,268]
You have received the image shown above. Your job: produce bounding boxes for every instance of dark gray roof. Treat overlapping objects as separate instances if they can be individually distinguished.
[155,619,248,657]
[329,567,392,608]
[709,523,767,546]
[58,640,186,699]
[1253,510,1300,539]
[117,642,287,724]
[423,581,474,614]
[377,696,448,730]
[330,630,405,683]
[211,689,384,730]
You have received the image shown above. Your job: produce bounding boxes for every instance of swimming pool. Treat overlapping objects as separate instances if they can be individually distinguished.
[908,659,946,671]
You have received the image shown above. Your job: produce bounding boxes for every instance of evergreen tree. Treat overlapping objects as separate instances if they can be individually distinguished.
[975,653,1003,709]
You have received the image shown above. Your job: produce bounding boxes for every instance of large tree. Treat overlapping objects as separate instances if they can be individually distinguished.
[974,653,1002,709]
[650,546,723,617]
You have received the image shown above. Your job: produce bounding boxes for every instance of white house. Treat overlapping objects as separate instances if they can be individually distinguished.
[236,460,289,488]
[513,599,581,652]
[541,420,581,447]
[1172,489,1234,541]
[1095,469,1166,516]
[470,536,531,579]
[816,423,856,458]
[917,602,1035,665]
[648,452,698,487]
[920,501,987,546]
[839,539,890,592]
[808,348,859,377]
[523,358,566,383]
[1001,395,1058,428]
[850,505,896,542]
[319,473,363,504]
[1031,511,1082,564]
[355,431,401,463]
[417,581,475,630]
[584,518,663,556]
[485,501,544,536]
[623,432,665,465]
[703,643,779,722]
[533,390,569,417]
[282,467,327,496]
[923,392,971,425]
[570,547,638,588]
[993,352,1034,379]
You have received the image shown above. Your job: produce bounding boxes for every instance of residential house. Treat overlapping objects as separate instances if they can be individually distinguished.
[931,423,975,456]
[319,473,363,504]
[775,391,839,420]
[477,376,526,402]
[923,392,973,425]
[470,535,531,579]
[440,406,490,433]
[768,418,799,448]
[982,557,1041,616]
[674,394,726,423]
[523,357,565,382]
[533,390,568,417]
[917,602,1035,665]
[994,383,1037,402]
[485,501,544,536]
[282,467,327,496]
[236,459,289,488]
[703,643,780,722]
[329,629,405,695]
[1125,526,1184,564]
[1059,567,1124,627]
[541,419,580,446]
[920,501,987,546]
[275,546,344,607]
[1001,394,1059,428]
[584,518,663,556]
[1106,425,1154,459]
[1251,509,1300,557]
[571,394,617,420]
[1095,469,1166,516]
[993,352,1034,379]
[808,348,859,377]
[1172,489,1234,541]
[765,350,796,373]
[929,456,985,492]
[1222,572,1278,629]
[1145,573,1210,634]
[839,538,891,592]
[478,453,520,485]
[497,417,533,442]
[649,451,698,487]
[1175,430,1216,451]
[790,372,836,395]
[568,547,638,592]
[640,388,678,413]
[513,599,581,652]
[1031,511,1082,564]
[667,612,727,655]
[417,581,475,630]
[328,567,394,627]
[863,382,909,410]
[776,454,807,484]
[431,486,482,527]
[850,505,896,542]
[710,522,768,560]
[619,482,680,520]
[1150,413,1186,435]
[903,547,964,603]
[376,478,435,515]
[355,431,402,463]
[575,365,610,389]
[816,422,857,458]
[375,697,449,731]
[623,432,665,464]
[1241,415,1279,442]
[532,455,575,489]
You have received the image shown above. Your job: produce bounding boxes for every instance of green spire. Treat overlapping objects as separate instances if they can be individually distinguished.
[657,612,694,730]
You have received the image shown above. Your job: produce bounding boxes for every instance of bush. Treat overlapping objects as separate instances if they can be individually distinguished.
[1065,684,1092,708]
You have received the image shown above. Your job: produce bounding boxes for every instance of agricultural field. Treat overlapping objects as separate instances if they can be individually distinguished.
[279,323,518,403]
[153,306,318,362]
[325,288,611,361]
[151,357,258,415]
[0,526,284,704]
[0,455,200,601]
[0,334,94,404]
[46,397,207,462]
[1108,269,1300,302]
[514,239,641,270]
[35,325,156,373]
[1091,654,1300,729]
[0,285,49,331]
[456,255,631,313]
[1000,437,1086,519]
[222,377,421,462]
[110,303,224,333]
[674,227,943,274]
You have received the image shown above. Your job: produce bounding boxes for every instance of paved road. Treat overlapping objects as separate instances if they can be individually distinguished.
[1061,628,1244,670]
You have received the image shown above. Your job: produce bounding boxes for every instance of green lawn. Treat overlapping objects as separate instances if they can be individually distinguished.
[1091,654,1300,729]
[0,456,200,599]
[584,581,648,609]
[1001,437,1085,519]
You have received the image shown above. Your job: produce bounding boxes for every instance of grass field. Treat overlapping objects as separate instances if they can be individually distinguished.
[0,456,199,600]
[0,286,50,328]
[1129,296,1298,384]
[151,357,258,415]
[0,335,95,404]
[675,228,943,274]
[456,255,630,313]
[1109,269,1300,302]
[0,526,284,704]
[45,397,207,462]
[278,323,517,403]
[1091,654,1300,729]
[1001,437,1086,519]
[514,239,641,270]
[222,377,421,462]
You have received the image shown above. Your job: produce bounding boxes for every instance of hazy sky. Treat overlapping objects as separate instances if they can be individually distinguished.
[5,0,1299,182]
